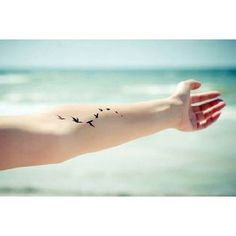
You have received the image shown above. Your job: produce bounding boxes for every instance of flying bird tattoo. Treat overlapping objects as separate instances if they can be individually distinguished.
[106,108,111,110]
[94,113,99,118]
[87,120,95,127]
[57,115,66,120]
[71,116,83,123]
[98,108,103,112]
[115,111,119,114]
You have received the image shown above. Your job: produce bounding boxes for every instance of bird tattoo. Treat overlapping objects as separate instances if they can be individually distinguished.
[71,116,83,123]
[58,108,122,127]
[57,115,66,120]
[87,120,95,127]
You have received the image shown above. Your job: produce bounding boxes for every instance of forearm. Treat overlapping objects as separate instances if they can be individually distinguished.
[0,97,179,170]
[65,98,178,155]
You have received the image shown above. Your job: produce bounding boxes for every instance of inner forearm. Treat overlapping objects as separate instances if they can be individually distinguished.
[0,97,178,169]
[51,97,178,156]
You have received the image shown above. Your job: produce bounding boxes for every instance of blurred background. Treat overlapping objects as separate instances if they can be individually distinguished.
[0,40,235,196]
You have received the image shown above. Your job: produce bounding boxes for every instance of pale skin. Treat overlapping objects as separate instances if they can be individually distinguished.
[0,80,225,170]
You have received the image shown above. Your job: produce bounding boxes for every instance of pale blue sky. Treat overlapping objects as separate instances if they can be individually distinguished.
[0,40,235,69]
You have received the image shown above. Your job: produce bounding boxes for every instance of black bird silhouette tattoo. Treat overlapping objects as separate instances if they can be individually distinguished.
[87,120,95,127]
[115,111,119,114]
[98,108,103,112]
[57,115,66,120]
[94,113,99,118]
[71,116,83,123]
[106,108,111,110]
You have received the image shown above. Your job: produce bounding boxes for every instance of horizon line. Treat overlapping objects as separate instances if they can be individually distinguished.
[0,66,236,72]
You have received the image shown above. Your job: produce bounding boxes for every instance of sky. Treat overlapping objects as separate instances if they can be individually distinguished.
[0,40,235,69]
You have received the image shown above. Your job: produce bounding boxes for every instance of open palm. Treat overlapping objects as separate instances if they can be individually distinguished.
[172,80,225,131]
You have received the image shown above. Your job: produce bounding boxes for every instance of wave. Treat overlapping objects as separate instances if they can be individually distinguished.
[0,102,51,115]
[121,83,215,97]
[221,106,236,121]
[0,74,30,84]
[2,92,47,103]
[122,84,176,96]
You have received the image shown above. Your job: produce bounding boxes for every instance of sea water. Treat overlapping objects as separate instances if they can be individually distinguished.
[0,69,235,196]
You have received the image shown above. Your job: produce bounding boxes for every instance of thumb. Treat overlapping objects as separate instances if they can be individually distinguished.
[173,79,201,96]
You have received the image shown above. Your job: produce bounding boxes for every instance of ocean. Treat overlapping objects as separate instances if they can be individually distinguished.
[0,69,236,196]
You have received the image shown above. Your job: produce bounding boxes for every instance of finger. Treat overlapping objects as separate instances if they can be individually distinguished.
[203,102,225,120]
[191,91,221,104]
[194,102,225,122]
[197,111,221,130]
[174,79,201,95]
[192,98,224,113]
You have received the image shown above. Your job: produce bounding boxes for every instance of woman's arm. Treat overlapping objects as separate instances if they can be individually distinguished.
[0,80,225,170]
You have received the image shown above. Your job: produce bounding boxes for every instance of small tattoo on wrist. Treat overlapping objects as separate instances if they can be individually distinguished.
[57,106,123,128]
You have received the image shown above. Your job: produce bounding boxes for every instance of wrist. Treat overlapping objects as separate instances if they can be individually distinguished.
[167,96,184,129]
[148,97,183,130]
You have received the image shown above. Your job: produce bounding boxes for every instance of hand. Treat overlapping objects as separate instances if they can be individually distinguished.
[171,80,225,131]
